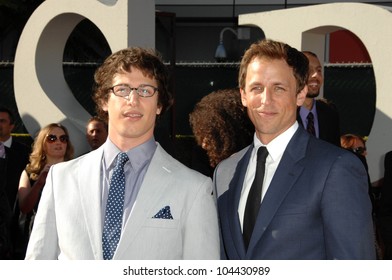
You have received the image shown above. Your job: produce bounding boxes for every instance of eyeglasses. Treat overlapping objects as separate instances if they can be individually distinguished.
[110,84,158,99]
[46,134,68,144]
[353,146,366,155]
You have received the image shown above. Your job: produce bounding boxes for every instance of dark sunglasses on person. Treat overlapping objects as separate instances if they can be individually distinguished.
[46,134,68,144]
[353,146,366,155]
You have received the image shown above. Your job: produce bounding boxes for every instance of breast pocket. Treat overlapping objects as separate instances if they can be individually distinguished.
[143,218,179,229]
[136,219,182,259]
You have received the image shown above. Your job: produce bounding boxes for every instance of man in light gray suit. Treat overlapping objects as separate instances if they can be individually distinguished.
[214,39,375,260]
[25,47,220,260]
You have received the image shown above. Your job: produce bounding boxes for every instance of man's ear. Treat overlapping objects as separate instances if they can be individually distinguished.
[156,105,162,115]
[101,99,108,113]
[240,88,247,107]
[296,85,307,106]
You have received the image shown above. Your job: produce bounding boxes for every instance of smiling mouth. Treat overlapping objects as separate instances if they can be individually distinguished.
[308,82,319,87]
[124,112,143,118]
[257,110,275,117]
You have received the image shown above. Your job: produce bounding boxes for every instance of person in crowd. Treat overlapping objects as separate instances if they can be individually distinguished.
[0,106,30,214]
[340,133,368,157]
[86,116,108,151]
[340,133,382,258]
[378,150,392,259]
[189,88,254,177]
[0,142,13,259]
[214,39,376,259]
[0,106,30,259]
[297,51,341,147]
[25,47,219,260]
[340,134,373,201]
[17,123,74,256]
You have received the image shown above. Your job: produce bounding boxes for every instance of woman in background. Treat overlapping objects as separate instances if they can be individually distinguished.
[17,123,74,255]
[189,88,254,177]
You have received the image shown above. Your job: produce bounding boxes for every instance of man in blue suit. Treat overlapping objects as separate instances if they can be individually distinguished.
[214,39,376,259]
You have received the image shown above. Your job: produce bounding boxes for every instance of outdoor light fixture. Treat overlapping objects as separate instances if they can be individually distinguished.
[214,27,250,62]
[214,27,238,61]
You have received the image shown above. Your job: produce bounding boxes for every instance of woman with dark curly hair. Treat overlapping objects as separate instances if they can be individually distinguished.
[189,88,254,174]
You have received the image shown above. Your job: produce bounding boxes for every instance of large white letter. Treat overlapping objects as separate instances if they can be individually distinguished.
[14,0,155,155]
[240,3,392,181]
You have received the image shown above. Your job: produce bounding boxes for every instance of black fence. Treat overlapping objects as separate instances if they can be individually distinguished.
[0,62,376,165]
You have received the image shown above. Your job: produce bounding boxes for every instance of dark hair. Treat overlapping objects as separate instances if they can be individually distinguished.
[0,106,15,124]
[302,50,318,59]
[189,88,254,167]
[239,39,309,93]
[87,115,108,131]
[93,47,173,122]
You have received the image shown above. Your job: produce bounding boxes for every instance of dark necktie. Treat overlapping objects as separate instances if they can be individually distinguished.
[102,152,129,260]
[243,146,269,250]
[306,112,316,136]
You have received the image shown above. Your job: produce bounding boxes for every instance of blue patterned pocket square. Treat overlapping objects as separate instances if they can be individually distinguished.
[152,206,173,219]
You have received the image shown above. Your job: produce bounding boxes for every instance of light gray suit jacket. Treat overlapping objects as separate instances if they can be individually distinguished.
[25,144,220,260]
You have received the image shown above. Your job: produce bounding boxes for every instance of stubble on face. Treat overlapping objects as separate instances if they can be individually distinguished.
[241,58,306,145]
[304,53,323,99]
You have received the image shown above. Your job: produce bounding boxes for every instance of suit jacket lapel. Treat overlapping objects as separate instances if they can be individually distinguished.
[114,144,172,259]
[225,146,253,258]
[77,148,105,259]
[246,128,308,256]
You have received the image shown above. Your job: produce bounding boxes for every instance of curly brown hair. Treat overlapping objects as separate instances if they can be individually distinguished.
[93,47,173,123]
[26,123,74,181]
[189,88,254,167]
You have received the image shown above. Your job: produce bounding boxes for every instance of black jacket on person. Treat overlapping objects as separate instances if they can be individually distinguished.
[297,99,341,147]
[2,140,30,259]
[0,154,13,259]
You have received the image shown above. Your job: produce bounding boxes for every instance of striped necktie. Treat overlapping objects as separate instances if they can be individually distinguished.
[306,112,316,136]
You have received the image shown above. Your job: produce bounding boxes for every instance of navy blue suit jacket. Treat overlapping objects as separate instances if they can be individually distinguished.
[214,126,376,259]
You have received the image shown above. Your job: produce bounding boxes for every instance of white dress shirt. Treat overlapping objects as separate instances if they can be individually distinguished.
[238,122,299,231]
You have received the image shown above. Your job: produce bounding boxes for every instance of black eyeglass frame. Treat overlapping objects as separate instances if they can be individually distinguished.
[46,134,69,144]
[110,84,158,99]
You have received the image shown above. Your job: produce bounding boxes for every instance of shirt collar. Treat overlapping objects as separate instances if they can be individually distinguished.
[2,136,12,148]
[253,122,299,162]
[299,100,317,119]
[103,137,157,172]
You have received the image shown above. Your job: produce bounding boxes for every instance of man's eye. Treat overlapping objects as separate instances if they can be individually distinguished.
[275,86,284,91]
[273,85,287,94]
[139,88,149,94]
[251,86,264,93]
[116,87,129,95]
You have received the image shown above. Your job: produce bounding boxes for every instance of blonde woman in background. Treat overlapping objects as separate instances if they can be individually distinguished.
[17,123,74,256]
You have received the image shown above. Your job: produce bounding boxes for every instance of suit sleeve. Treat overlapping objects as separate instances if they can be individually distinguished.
[321,152,376,259]
[183,176,220,259]
[25,166,59,259]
